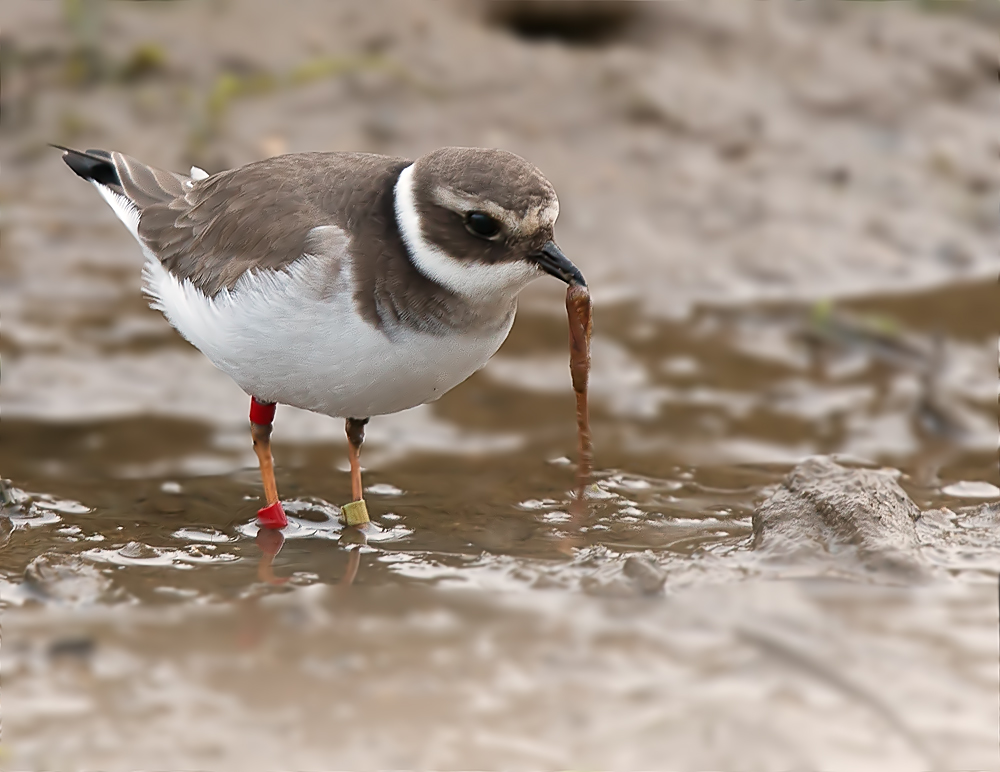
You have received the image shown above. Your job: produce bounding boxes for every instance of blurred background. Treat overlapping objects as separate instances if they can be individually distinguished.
[2,1,998,769]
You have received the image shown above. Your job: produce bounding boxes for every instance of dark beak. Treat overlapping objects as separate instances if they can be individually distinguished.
[531,241,586,287]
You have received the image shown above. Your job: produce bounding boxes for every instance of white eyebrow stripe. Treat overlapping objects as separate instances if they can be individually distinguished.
[431,186,523,234]
[431,182,560,239]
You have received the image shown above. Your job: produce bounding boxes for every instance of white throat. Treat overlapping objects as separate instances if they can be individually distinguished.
[393,163,541,301]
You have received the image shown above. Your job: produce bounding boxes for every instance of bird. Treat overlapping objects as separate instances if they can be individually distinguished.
[56,145,587,529]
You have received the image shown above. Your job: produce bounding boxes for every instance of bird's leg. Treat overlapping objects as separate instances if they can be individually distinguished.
[345,417,368,501]
[250,398,288,529]
[342,417,370,526]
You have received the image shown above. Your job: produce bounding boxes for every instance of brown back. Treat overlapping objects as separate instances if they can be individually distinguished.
[114,150,517,334]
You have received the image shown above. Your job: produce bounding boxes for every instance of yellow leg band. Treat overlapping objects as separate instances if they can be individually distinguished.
[342,499,369,526]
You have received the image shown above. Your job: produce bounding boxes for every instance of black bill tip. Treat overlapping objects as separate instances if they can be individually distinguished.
[532,241,586,287]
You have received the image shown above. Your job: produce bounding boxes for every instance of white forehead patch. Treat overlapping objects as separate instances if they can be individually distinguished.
[537,198,559,228]
[394,163,542,301]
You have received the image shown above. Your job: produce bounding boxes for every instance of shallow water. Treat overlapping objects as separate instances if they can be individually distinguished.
[4,280,998,596]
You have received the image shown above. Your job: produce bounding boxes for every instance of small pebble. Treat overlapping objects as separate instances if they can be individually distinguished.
[366,483,404,497]
[623,554,666,595]
[119,541,159,560]
[48,637,95,661]
[941,481,1000,499]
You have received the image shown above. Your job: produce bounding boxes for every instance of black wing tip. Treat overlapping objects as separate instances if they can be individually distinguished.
[52,144,120,187]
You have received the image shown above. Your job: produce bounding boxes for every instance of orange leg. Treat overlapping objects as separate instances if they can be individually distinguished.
[251,398,287,529]
[251,422,279,505]
[345,417,369,501]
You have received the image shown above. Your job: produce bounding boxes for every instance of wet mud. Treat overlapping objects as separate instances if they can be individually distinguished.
[2,1,999,769]
[753,456,926,578]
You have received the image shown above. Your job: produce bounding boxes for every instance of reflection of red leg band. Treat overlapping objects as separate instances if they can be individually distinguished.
[250,398,276,426]
[257,500,287,529]
[255,527,285,557]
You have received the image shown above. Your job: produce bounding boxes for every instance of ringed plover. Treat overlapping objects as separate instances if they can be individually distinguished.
[57,145,586,529]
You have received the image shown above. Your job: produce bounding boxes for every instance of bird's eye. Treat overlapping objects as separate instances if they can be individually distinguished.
[465,212,501,239]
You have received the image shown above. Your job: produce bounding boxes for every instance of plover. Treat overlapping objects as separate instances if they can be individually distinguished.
[57,145,586,529]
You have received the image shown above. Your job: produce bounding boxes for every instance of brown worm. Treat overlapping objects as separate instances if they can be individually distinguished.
[566,284,593,515]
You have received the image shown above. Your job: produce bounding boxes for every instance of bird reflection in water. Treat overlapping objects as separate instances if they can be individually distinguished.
[237,522,367,651]
[254,524,366,587]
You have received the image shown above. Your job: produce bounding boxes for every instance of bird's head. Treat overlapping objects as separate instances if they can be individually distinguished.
[395,147,585,301]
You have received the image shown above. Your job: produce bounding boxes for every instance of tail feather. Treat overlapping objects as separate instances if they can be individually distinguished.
[52,145,121,189]
[53,145,192,245]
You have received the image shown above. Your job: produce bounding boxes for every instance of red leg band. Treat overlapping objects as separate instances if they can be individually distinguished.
[250,398,276,426]
[257,500,288,529]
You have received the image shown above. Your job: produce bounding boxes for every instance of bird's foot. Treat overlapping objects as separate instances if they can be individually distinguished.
[257,500,288,529]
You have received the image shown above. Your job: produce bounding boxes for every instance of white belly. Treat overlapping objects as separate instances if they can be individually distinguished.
[143,256,515,417]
